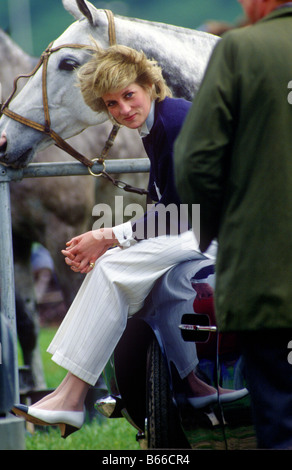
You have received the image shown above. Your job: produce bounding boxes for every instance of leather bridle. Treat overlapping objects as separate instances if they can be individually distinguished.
[1,41,100,168]
[0,10,148,195]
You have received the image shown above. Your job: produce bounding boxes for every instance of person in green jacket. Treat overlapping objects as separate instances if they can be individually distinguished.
[174,0,292,449]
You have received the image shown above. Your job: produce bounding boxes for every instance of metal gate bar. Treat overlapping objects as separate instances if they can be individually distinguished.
[0,158,150,181]
[0,178,18,401]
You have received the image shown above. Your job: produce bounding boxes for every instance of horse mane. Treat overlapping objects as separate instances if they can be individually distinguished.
[114,14,209,39]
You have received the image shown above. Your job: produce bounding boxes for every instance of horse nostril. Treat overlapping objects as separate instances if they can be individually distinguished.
[0,131,7,153]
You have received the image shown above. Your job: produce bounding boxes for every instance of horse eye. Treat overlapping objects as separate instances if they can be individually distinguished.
[59,58,79,71]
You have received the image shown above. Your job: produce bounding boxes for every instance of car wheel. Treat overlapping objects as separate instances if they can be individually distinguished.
[146,336,189,449]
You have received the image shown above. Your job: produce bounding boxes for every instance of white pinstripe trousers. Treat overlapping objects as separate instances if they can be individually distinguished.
[47,230,216,386]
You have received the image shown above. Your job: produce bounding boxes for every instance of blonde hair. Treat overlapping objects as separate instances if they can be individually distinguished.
[77,40,172,114]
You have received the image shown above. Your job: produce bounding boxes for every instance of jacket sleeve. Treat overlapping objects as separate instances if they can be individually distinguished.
[174,34,238,251]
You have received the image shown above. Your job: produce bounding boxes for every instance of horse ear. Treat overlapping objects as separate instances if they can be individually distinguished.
[62,0,83,20]
[76,0,94,25]
[62,0,98,25]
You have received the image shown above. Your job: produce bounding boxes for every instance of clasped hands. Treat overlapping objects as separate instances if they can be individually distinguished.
[61,228,118,274]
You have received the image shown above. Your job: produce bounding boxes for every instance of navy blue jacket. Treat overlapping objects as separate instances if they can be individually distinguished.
[132,96,191,240]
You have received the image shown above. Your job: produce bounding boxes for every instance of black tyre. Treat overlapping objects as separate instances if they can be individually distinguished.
[146,337,189,449]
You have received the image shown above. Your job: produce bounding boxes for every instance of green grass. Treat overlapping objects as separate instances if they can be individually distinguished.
[25,418,140,450]
[21,327,140,451]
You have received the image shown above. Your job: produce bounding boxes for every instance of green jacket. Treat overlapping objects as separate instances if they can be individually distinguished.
[175,7,292,332]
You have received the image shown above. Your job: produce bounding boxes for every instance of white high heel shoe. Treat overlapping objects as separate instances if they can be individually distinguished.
[11,404,85,438]
[219,387,249,403]
[187,393,218,409]
[187,387,249,409]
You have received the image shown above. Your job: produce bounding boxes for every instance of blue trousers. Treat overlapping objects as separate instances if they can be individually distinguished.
[240,328,292,449]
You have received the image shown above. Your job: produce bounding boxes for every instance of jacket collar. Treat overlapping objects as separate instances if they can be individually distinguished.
[259,4,292,23]
[139,100,155,138]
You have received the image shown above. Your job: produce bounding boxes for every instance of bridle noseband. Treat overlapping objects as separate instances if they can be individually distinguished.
[1,42,99,169]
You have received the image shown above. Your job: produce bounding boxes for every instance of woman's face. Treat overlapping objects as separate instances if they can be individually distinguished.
[102,83,152,129]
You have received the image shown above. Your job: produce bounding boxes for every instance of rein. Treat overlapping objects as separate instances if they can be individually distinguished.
[0,9,148,196]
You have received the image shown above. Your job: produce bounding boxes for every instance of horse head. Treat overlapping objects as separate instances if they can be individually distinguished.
[0,0,219,168]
